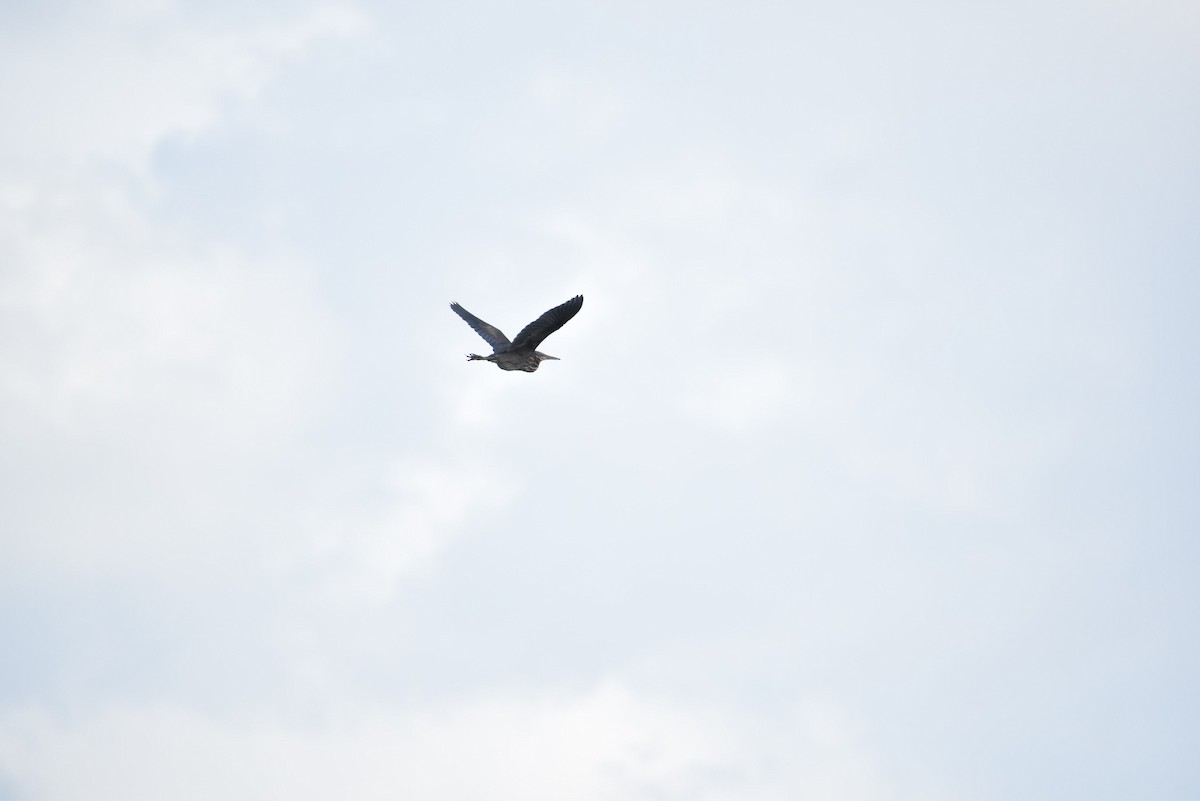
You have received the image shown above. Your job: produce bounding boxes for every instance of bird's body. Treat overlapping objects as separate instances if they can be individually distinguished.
[466,349,553,372]
[450,295,583,372]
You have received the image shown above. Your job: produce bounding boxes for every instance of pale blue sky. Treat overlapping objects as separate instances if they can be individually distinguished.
[1,1,1198,798]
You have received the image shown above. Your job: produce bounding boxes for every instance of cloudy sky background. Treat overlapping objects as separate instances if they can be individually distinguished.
[1,0,1198,798]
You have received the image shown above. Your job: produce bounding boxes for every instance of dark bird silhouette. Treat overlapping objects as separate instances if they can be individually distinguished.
[450,295,583,372]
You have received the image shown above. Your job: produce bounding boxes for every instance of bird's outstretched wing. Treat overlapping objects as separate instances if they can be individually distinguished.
[511,295,584,350]
[450,302,510,350]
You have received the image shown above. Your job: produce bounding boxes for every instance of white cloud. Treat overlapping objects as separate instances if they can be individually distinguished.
[0,188,333,442]
[0,4,364,576]
[682,358,792,433]
[0,2,367,436]
[515,147,1122,519]
[297,458,517,606]
[2,3,1195,799]
[0,2,364,176]
[533,69,627,140]
[0,683,885,801]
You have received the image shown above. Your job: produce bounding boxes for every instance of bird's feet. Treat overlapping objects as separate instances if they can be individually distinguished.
[466,353,484,361]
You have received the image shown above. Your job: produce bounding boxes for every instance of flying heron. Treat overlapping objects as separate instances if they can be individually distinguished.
[450,295,583,372]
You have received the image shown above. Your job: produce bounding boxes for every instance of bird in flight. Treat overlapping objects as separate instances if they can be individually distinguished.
[450,295,583,372]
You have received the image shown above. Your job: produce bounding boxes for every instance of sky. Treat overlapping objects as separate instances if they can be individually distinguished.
[1,0,1198,798]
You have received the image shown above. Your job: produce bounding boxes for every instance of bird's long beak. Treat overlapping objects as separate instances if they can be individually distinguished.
[542,354,560,360]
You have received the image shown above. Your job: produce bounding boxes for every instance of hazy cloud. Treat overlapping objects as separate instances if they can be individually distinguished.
[2,1,1197,799]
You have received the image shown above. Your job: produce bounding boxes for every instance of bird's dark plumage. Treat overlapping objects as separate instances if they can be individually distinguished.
[450,295,583,372]
[449,303,510,350]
